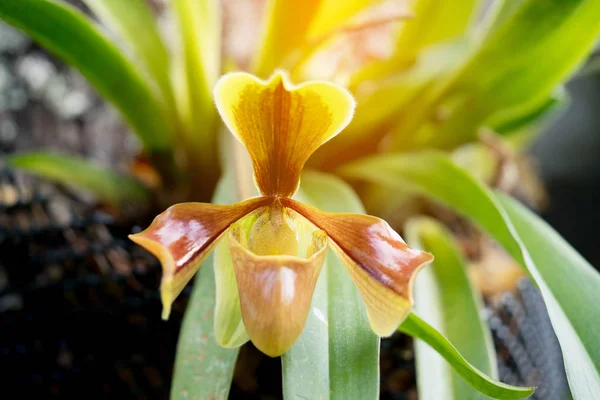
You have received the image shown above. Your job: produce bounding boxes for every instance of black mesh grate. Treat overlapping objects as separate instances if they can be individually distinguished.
[490,279,570,400]
[0,168,185,399]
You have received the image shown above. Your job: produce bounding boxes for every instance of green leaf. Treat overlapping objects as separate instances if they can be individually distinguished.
[213,238,249,348]
[496,194,600,400]
[390,0,600,150]
[394,0,481,56]
[314,40,470,170]
[340,151,600,398]
[478,0,524,38]
[171,252,238,400]
[82,0,175,116]
[171,174,240,400]
[400,313,534,400]
[405,217,521,399]
[339,152,521,256]
[7,152,149,206]
[352,0,481,84]
[489,87,567,135]
[0,0,173,153]
[173,0,221,171]
[461,0,600,110]
[281,171,379,400]
[352,40,470,134]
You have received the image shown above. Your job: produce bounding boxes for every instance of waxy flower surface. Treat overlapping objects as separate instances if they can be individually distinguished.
[130,71,433,356]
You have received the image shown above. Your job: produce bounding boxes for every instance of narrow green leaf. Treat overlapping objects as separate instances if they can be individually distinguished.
[0,0,173,152]
[352,0,481,84]
[405,217,505,399]
[460,0,600,110]
[173,0,221,170]
[340,153,521,256]
[390,0,600,150]
[400,313,534,400]
[340,151,600,398]
[7,152,149,206]
[171,253,238,400]
[82,0,175,114]
[316,40,470,170]
[496,194,600,400]
[280,250,330,399]
[171,174,240,400]
[351,40,470,134]
[212,182,257,349]
[394,0,481,55]
[490,87,568,135]
[213,238,248,348]
[282,171,379,400]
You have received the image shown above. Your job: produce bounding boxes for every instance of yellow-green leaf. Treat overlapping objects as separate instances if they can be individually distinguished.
[352,0,481,84]
[173,0,221,171]
[213,238,248,348]
[405,217,515,399]
[389,0,600,151]
[82,0,173,110]
[7,152,149,207]
[400,313,534,399]
[394,0,480,58]
[0,0,173,153]
[496,193,600,400]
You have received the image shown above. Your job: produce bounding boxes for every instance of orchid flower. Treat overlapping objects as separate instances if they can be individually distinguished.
[130,71,433,356]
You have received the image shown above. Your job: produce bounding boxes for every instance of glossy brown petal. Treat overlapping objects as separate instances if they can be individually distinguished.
[228,210,328,357]
[129,197,271,319]
[282,198,434,336]
[214,71,355,198]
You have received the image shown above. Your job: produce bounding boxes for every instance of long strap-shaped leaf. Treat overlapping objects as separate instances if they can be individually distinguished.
[400,313,534,400]
[405,217,509,399]
[391,0,480,64]
[172,0,221,173]
[389,0,600,151]
[340,151,600,399]
[81,0,176,119]
[170,174,241,400]
[6,152,149,207]
[496,193,600,400]
[171,252,239,400]
[281,171,379,399]
[0,0,173,153]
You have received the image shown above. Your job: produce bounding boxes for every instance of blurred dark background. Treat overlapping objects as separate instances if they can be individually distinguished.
[530,65,600,268]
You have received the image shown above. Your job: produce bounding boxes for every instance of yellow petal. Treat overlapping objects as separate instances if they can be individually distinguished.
[128,197,271,319]
[282,198,434,336]
[214,71,355,198]
[228,208,328,356]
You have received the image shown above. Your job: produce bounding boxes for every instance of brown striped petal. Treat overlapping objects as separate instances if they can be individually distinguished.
[128,197,271,319]
[228,212,328,357]
[214,71,355,198]
[282,198,433,336]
